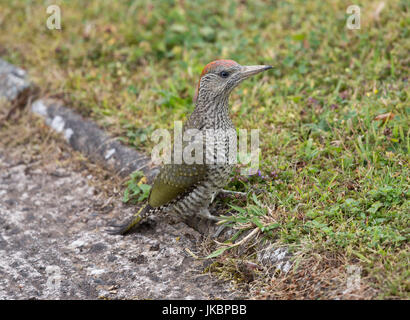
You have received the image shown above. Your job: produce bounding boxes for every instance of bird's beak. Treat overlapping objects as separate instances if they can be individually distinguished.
[240,65,272,80]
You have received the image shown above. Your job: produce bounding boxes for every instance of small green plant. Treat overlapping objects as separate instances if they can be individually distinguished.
[123,171,151,204]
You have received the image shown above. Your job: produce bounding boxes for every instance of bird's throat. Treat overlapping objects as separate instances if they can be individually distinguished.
[190,95,233,130]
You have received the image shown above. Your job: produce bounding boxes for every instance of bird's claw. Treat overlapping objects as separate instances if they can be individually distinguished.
[198,209,221,222]
[219,189,247,199]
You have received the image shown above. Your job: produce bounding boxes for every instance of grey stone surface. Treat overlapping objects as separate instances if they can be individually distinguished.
[256,245,292,274]
[0,149,239,300]
[0,58,31,103]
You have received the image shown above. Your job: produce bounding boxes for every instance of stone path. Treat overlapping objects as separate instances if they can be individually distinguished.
[0,144,240,299]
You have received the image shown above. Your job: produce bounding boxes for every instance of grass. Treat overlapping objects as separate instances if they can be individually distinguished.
[0,0,408,299]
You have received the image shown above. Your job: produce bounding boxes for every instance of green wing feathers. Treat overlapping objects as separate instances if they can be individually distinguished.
[108,163,206,235]
[148,163,207,207]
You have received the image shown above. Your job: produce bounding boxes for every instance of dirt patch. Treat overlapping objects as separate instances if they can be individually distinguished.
[251,250,377,300]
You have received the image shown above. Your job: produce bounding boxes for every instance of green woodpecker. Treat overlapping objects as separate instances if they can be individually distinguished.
[109,60,272,235]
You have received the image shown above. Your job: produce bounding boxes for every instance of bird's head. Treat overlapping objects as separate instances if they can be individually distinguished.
[193,59,272,105]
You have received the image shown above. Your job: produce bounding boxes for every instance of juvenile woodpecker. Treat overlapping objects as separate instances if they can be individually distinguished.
[109,60,272,235]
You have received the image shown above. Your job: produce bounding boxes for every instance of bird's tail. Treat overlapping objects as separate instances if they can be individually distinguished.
[107,204,154,235]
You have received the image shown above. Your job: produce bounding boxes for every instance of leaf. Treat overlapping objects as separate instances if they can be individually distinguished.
[367,201,383,214]
[292,33,306,41]
[252,193,262,206]
[261,223,280,232]
[205,246,231,259]
[373,112,394,122]
[137,184,151,201]
[251,216,264,229]
[228,204,247,215]
[139,184,151,193]
[123,188,129,203]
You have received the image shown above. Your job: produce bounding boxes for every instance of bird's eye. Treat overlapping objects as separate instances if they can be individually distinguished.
[220,71,230,78]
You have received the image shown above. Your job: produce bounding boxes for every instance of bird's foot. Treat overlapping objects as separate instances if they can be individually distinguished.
[197,208,220,222]
[218,189,247,199]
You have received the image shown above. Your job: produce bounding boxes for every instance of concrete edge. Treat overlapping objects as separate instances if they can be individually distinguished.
[31,99,160,181]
